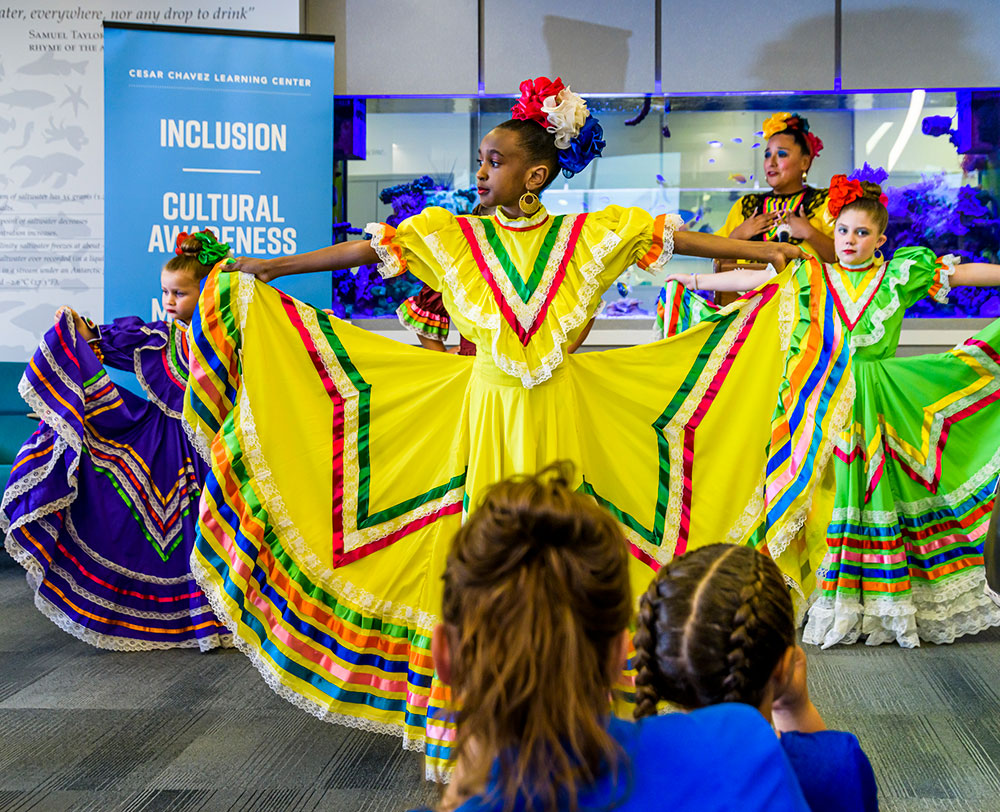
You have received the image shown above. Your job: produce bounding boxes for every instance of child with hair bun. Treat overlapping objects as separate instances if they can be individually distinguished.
[634,544,878,812]
[665,169,1000,648]
[422,467,810,812]
[1,230,232,651]
[184,75,850,770]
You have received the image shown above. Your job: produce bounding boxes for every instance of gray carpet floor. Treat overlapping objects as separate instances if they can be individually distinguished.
[1,563,998,812]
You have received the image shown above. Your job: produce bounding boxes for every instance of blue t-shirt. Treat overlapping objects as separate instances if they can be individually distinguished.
[781,730,879,811]
[414,704,809,812]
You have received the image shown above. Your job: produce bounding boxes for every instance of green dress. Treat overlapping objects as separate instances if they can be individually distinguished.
[658,248,1000,647]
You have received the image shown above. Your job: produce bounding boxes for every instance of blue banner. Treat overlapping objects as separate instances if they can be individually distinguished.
[104,24,334,317]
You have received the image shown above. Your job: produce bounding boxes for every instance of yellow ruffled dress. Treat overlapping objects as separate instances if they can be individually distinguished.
[185,205,852,777]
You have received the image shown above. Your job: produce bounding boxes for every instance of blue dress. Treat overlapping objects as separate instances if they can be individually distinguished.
[781,730,879,811]
[411,704,810,812]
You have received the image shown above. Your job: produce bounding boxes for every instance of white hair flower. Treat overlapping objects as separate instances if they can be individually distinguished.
[541,86,589,149]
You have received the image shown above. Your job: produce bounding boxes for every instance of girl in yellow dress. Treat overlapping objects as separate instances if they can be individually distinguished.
[184,77,852,776]
[718,112,835,263]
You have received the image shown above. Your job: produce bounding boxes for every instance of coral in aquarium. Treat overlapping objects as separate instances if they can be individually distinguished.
[883,173,1000,317]
[329,175,477,318]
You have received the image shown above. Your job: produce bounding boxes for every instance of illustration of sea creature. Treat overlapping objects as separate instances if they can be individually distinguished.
[0,89,55,110]
[43,117,88,151]
[17,52,88,77]
[4,122,34,153]
[0,116,15,134]
[11,153,83,188]
[60,85,88,117]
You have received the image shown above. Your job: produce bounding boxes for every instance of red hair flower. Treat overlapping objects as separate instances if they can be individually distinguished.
[511,76,566,125]
[827,174,864,218]
[804,131,824,158]
[174,231,190,255]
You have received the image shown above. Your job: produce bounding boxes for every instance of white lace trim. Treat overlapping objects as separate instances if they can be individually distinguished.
[219,276,441,630]
[495,207,549,229]
[464,215,577,332]
[641,213,683,273]
[20,354,83,466]
[132,323,185,419]
[6,534,230,652]
[767,369,856,565]
[84,434,192,555]
[986,582,1000,608]
[366,223,406,279]
[0,432,71,531]
[190,553,431,745]
[431,229,618,389]
[880,339,1000,485]
[39,333,86,410]
[830,440,1000,523]
[933,253,958,304]
[849,257,912,349]
[296,302,464,552]
[824,261,887,327]
[803,566,1000,648]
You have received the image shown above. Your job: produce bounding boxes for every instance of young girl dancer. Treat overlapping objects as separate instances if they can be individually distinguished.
[185,76,852,772]
[634,544,878,812]
[423,468,809,812]
[1,231,231,650]
[719,112,835,262]
[664,173,1000,647]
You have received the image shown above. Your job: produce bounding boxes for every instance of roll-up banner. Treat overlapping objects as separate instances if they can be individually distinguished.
[104,22,335,317]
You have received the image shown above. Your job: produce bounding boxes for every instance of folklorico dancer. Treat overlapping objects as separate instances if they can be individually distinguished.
[663,168,1000,648]
[2,231,233,651]
[183,76,849,776]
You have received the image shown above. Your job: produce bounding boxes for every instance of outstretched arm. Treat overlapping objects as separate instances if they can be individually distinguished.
[951,263,1000,288]
[664,267,776,293]
[229,240,380,283]
[674,230,806,269]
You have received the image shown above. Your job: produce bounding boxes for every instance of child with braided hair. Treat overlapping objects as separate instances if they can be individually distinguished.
[420,466,809,812]
[634,544,878,812]
[1,230,232,651]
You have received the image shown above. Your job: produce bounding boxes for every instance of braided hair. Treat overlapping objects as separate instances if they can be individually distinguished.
[633,544,793,718]
[442,462,632,812]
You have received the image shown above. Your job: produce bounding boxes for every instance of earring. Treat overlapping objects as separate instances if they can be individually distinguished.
[801,171,808,184]
[518,192,541,216]
[873,249,884,263]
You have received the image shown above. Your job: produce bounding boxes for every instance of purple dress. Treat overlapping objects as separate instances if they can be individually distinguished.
[0,312,230,651]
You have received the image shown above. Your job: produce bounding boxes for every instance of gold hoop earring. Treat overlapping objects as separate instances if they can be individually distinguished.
[519,192,541,216]
[873,249,884,263]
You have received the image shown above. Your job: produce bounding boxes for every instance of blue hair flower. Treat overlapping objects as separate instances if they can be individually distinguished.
[559,115,605,178]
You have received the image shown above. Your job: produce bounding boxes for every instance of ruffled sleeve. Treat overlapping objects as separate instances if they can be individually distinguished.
[588,205,685,274]
[365,207,458,289]
[890,246,958,308]
[97,317,188,416]
[397,284,450,341]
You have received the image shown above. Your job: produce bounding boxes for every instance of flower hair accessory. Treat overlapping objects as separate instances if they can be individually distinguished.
[174,230,232,266]
[827,174,868,218]
[761,111,823,158]
[512,76,606,178]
